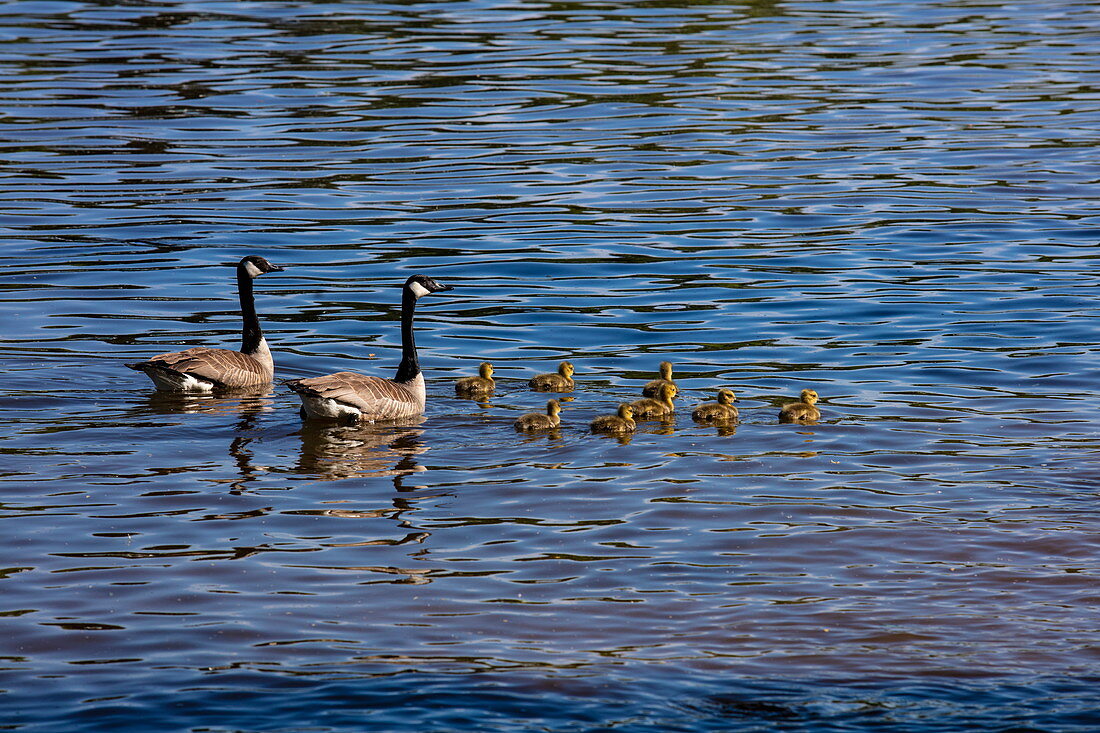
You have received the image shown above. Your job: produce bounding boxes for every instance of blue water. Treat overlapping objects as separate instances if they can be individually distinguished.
[2,0,1100,729]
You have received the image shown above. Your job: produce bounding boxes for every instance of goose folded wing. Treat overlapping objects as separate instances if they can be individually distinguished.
[147,347,268,386]
[290,371,419,418]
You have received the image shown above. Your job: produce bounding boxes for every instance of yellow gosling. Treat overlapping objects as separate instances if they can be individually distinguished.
[590,404,636,434]
[692,388,738,423]
[514,399,562,431]
[529,361,575,392]
[778,388,821,424]
[455,362,495,396]
[641,360,675,398]
[630,381,677,420]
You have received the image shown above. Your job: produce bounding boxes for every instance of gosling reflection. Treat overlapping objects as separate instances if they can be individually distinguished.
[294,421,427,482]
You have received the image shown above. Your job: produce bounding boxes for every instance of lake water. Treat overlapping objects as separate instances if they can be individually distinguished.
[2,0,1100,729]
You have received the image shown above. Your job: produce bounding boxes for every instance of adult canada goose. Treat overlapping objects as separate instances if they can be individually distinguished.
[529,361,574,392]
[126,255,285,391]
[455,362,495,397]
[514,399,562,432]
[631,382,677,420]
[590,404,636,434]
[641,361,675,398]
[692,388,738,423]
[286,274,454,423]
[778,388,820,424]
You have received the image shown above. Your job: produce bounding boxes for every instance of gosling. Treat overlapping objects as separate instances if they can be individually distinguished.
[529,361,575,392]
[778,388,820,424]
[630,382,677,420]
[692,388,738,423]
[455,362,495,397]
[590,404,636,434]
[641,361,675,398]
[514,399,562,432]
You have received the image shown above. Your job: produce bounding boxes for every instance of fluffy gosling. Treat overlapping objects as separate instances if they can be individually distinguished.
[630,381,677,420]
[590,404,636,434]
[529,361,575,392]
[455,362,495,397]
[692,388,738,423]
[778,388,820,424]
[514,399,562,432]
[641,361,675,398]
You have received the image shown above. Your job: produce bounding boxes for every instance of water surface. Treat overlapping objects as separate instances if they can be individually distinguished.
[2,0,1100,730]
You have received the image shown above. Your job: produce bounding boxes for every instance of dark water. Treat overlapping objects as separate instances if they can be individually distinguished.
[3,0,1100,729]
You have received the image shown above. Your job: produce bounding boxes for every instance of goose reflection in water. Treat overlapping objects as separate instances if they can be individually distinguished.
[135,390,277,493]
[294,421,427,483]
[139,389,277,418]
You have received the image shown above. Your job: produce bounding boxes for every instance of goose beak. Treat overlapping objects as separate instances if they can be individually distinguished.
[435,283,454,292]
[269,264,286,272]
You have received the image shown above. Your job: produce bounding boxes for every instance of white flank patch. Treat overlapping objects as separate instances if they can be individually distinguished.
[147,370,215,393]
[408,280,431,299]
[299,395,363,422]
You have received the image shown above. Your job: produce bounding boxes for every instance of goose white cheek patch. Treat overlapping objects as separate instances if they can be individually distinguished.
[408,281,432,299]
[243,261,264,278]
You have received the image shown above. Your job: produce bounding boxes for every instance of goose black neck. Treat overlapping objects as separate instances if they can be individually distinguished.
[394,286,420,383]
[237,266,263,354]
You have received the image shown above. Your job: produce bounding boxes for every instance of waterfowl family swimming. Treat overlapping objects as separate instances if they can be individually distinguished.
[778,388,820,424]
[641,361,675,398]
[692,388,738,423]
[124,261,842,436]
[455,362,495,397]
[126,255,285,392]
[529,361,575,392]
[630,382,677,419]
[590,404,636,434]
[286,274,453,423]
[514,399,562,431]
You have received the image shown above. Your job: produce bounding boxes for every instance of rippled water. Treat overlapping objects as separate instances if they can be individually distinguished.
[3,0,1100,729]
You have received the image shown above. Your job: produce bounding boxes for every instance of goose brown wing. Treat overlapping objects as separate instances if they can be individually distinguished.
[287,371,420,419]
[144,347,270,387]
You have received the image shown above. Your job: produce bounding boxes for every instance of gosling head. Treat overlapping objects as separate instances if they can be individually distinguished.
[546,399,561,416]
[405,273,454,300]
[717,388,736,405]
[479,362,494,378]
[559,361,575,378]
[659,361,673,379]
[618,404,634,420]
[659,382,678,401]
[239,255,285,279]
[800,388,819,405]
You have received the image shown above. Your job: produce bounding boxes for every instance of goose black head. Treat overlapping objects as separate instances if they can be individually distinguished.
[239,255,286,278]
[405,274,454,299]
